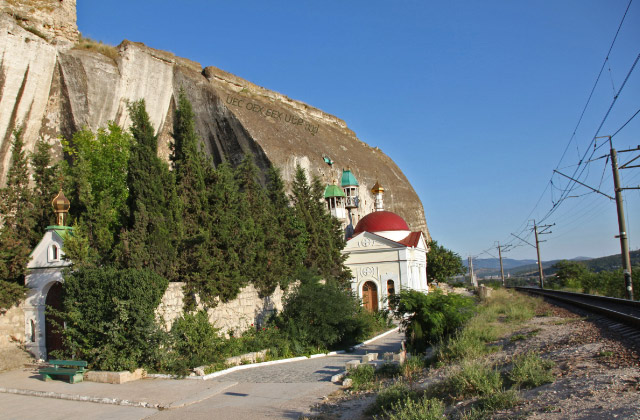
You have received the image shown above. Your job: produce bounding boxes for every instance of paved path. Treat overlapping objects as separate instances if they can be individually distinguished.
[0,329,404,420]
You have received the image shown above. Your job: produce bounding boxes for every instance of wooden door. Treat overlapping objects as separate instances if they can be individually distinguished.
[362,281,378,312]
[45,282,64,359]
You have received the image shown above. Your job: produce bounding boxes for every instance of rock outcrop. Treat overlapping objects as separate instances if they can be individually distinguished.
[0,3,429,237]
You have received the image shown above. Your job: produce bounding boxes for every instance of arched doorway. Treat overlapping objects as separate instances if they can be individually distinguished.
[362,281,378,312]
[387,280,395,308]
[45,282,64,359]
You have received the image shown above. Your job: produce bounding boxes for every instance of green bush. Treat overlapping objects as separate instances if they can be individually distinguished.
[276,272,371,350]
[384,396,445,420]
[165,310,224,373]
[436,330,493,364]
[347,363,376,391]
[58,267,168,371]
[366,381,417,415]
[509,351,555,389]
[0,280,27,313]
[391,289,475,352]
[446,360,503,399]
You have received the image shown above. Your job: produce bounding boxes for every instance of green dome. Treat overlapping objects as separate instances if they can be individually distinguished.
[324,184,346,198]
[341,169,359,187]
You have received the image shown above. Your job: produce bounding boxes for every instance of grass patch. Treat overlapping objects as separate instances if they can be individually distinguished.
[508,351,555,389]
[346,364,376,391]
[598,350,614,358]
[445,360,503,399]
[376,362,401,378]
[401,355,425,379]
[510,334,526,342]
[366,381,417,415]
[459,389,520,420]
[74,36,119,61]
[383,396,445,420]
[553,317,586,325]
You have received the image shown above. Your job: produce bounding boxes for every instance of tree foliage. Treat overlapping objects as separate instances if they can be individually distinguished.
[390,289,475,352]
[30,138,59,233]
[118,100,180,280]
[290,165,350,283]
[62,123,132,264]
[0,128,36,284]
[276,269,372,349]
[426,240,466,283]
[57,267,168,371]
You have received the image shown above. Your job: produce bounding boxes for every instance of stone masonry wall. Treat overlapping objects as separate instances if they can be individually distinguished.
[0,303,31,371]
[156,282,289,335]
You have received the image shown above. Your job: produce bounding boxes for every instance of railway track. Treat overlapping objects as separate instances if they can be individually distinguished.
[512,287,640,343]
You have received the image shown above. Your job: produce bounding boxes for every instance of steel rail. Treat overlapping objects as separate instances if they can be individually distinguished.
[512,287,640,329]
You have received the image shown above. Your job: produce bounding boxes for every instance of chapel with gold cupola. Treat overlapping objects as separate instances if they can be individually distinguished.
[23,190,73,360]
[324,170,428,312]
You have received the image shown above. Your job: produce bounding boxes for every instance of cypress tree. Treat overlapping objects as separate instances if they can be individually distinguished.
[0,128,36,284]
[30,138,59,233]
[266,166,307,288]
[236,156,277,296]
[118,100,179,280]
[170,90,211,284]
[290,165,350,283]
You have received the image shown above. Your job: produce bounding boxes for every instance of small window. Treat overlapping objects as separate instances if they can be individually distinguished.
[49,244,59,262]
[30,320,36,342]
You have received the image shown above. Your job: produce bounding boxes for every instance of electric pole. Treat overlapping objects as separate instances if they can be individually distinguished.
[468,256,477,287]
[607,136,635,300]
[497,243,505,287]
[532,221,553,289]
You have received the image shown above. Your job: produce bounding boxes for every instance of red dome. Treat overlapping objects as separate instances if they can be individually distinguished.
[354,211,409,235]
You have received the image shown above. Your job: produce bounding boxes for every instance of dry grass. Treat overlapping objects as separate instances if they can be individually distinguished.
[73,36,119,62]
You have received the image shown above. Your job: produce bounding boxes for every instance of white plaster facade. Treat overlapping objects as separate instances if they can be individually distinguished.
[343,230,428,311]
[23,227,72,360]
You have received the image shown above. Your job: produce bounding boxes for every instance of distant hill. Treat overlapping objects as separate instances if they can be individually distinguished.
[465,251,640,278]
[464,256,590,277]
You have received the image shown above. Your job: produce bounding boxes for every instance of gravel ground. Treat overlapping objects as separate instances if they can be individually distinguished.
[309,299,640,419]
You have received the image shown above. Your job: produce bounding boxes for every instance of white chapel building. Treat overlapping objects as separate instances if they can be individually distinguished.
[326,172,428,312]
[23,190,72,360]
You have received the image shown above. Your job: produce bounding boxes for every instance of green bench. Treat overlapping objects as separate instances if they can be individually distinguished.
[39,360,88,384]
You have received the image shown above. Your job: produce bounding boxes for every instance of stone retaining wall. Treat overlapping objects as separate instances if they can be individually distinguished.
[0,303,31,371]
[156,282,290,335]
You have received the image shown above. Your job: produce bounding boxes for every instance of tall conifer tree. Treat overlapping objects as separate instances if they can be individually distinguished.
[266,166,307,287]
[0,128,36,284]
[290,165,349,283]
[170,90,211,283]
[30,138,58,233]
[118,100,179,280]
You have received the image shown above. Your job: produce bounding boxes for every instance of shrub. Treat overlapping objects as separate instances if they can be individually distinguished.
[0,280,27,313]
[167,310,224,371]
[445,360,503,399]
[509,352,555,389]
[366,381,416,415]
[57,267,168,371]
[390,289,475,352]
[347,364,376,391]
[436,330,493,364]
[276,273,370,350]
[401,355,425,379]
[384,396,445,420]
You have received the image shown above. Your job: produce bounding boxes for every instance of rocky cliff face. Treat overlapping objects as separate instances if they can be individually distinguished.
[0,5,429,237]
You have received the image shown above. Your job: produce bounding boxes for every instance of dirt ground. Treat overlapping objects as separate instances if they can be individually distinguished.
[308,300,640,419]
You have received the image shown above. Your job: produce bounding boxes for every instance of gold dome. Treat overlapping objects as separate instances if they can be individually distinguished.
[371,181,384,194]
[52,190,70,226]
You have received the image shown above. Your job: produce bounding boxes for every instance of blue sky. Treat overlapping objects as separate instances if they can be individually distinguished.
[77,1,640,261]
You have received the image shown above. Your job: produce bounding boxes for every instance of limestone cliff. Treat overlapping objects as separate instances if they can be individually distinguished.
[0,4,429,237]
